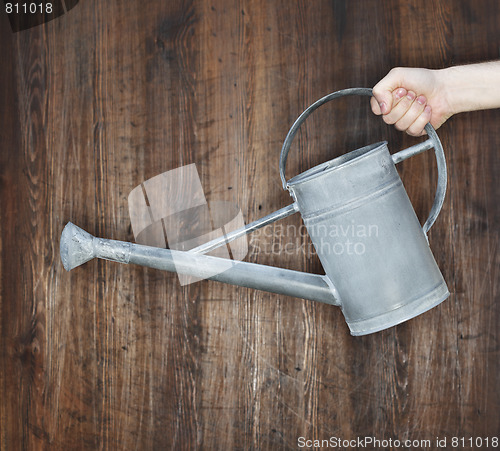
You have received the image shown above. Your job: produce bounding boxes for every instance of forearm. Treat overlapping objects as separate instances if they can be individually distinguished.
[439,61,500,115]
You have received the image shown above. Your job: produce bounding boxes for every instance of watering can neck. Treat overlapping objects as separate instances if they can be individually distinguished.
[60,222,340,306]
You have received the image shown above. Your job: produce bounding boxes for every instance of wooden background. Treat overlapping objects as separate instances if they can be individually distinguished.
[1,0,499,449]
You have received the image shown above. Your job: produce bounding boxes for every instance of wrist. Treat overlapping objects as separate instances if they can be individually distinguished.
[437,62,500,115]
[435,67,463,116]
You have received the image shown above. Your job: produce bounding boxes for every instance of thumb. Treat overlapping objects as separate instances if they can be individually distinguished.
[371,89,393,115]
[372,68,406,115]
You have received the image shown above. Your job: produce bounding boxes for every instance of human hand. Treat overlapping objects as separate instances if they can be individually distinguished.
[371,67,453,136]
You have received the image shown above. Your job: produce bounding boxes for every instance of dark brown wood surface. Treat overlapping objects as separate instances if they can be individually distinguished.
[1,1,499,449]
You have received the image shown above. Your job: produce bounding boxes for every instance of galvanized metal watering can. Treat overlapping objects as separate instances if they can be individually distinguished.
[60,88,449,335]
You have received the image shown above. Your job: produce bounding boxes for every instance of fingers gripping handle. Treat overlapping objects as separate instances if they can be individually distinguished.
[278,88,447,234]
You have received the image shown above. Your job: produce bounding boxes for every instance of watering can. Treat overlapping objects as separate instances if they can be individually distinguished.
[60,88,449,335]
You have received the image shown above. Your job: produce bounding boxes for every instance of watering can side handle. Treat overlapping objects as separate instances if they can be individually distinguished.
[278,87,447,235]
[391,123,447,235]
[423,123,447,234]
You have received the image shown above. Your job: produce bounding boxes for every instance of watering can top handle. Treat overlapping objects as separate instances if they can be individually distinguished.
[278,87,447,234]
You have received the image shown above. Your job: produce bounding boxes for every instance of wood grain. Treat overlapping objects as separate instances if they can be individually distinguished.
[1,0,499,449]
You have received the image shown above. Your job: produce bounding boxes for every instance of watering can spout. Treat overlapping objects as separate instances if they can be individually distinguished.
[60,222,99,271]
[59,222,340,306]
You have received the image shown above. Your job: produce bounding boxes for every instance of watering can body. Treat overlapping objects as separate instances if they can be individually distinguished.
[60,88,449,335]
[287,141,448,335]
